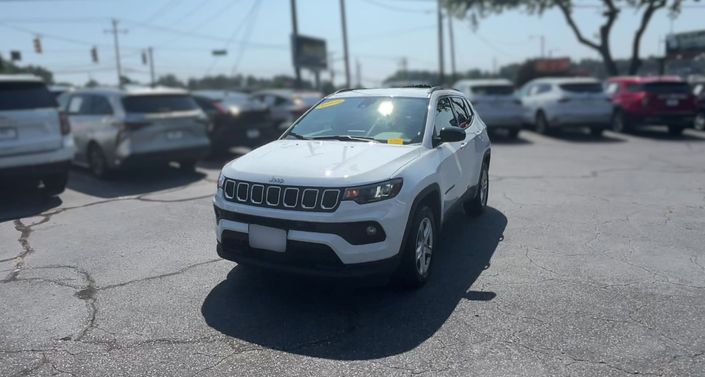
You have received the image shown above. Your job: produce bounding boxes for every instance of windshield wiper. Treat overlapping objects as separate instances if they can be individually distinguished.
[310,135,380,143]
[286,132,309,140]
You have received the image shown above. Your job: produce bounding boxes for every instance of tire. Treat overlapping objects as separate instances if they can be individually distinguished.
[42,173,68,196]
[694,112,705,131]
[88,144,111,179]
[179,160,198,171]
[394,205,437,289]
[611,110,629,133]
[589,127,604,138]
[506,128,520,139]
[668,125,684,136]
[535,111,549,135]
[464,162,489,216]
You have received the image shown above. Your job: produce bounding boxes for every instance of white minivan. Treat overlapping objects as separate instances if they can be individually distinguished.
[0,75,74,196]
[454,79,524,138]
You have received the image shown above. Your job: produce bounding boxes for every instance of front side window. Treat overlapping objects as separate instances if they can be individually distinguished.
[434,97,456,136]
[285,96,429,144]
[450,97,471,129]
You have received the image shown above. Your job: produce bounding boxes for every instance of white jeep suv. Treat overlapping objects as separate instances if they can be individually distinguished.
[213,87,491,287]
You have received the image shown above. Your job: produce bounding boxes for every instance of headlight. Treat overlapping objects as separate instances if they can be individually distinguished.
[342,178,403,204]
[229,106,241,116]
[217,171,226,190]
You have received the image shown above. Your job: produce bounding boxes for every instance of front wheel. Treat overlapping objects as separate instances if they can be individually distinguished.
[694,112,705,131]
[464,162,489,216]
[535,112,549,134]
[611,110,629,133]
[394,205,437,289]
[42,173,68,196]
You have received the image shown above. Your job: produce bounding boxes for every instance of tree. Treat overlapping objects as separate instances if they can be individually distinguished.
[444,0,693,76]
[154,74,186,88]
[0,56,54,83]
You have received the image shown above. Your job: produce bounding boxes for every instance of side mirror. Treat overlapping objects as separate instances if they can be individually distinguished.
[438,127,466,144]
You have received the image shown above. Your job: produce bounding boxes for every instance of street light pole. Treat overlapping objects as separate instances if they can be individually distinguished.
[340,0,351,88]
[437,0,445,85]
[290,0,302,89]
[448,12,456,83]
[148,47,155,87]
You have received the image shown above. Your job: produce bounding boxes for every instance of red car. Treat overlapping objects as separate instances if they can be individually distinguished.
[605,76,697,135]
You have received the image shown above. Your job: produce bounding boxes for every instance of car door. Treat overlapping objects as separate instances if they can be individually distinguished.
[85,94,118,157]
[66,94,93,162]
[449,96,481,191]
[433,97,465,216]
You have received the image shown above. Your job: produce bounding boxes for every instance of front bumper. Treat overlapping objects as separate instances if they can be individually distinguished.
[213,192,410,269]
[0,160,70,182]
[627,112,695,127]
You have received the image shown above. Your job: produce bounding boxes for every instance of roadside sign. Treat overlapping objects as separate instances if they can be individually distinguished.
[291,34,327,70]
[666,30,705,58]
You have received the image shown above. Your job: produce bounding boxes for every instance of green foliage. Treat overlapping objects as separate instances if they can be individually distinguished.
[0,56,54,83]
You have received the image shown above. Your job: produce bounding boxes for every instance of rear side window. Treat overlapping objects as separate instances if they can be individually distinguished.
[122,95,198,114]
[0,81,56,111]
[559,83,604,93]
[470,85,514,96]
[643,82,690,94]
[88,95,113,115]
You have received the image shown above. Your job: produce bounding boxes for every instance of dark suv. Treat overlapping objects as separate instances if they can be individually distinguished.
[605,76,697,135]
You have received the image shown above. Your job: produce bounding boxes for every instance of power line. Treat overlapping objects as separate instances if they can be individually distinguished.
[142,0,182,24]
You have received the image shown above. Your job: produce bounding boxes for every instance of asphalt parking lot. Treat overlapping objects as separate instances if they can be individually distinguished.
[1,129,705,377]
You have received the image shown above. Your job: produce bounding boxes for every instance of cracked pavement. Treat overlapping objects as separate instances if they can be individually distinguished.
[1,129,705,376]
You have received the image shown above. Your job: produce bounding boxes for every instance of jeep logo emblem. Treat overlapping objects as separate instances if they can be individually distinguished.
[269,177,284,184]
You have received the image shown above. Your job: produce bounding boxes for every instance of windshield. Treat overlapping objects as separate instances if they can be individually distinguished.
[471,85,515,96]
[122,94,199,114]
[285,96,428,144]
[0,81,56,111]
[559,83,604,93]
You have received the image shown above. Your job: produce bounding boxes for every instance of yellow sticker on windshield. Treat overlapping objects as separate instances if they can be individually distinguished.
[316,99,345,109]
[387,138,404,145]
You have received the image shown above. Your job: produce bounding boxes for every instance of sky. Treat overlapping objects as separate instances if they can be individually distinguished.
[0,0,703,87]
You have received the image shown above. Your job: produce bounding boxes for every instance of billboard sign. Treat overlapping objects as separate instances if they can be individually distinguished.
[666,30,705,58]
[533,58,571,74]
[292,35,327,70]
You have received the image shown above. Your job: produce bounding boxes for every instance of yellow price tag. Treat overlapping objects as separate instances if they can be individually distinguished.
[316,99,345,109]
[387,138,404,145]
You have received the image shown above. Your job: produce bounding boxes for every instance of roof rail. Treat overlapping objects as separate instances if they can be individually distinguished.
[333,88,357,94]
[428,86,445,93]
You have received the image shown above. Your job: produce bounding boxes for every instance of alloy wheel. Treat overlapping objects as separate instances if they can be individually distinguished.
[415,217,433,276]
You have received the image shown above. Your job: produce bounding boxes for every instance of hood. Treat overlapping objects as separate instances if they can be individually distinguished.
[223,140,422,186]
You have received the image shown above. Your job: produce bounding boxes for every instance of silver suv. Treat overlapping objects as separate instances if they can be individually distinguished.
[62,87,211,178]
[0,75,74,196]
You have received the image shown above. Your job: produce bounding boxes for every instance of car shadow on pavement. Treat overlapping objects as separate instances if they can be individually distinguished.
[488,133,533,145]
[67,166,206,199]
[201,207,507,360]
[0,188,63,223]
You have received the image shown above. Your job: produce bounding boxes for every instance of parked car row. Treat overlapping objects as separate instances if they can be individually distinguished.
[0,74,323,195]
[454,75,702,138]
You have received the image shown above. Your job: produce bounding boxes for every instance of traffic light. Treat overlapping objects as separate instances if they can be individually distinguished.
[33,37,42,54]
[91,47,98,63]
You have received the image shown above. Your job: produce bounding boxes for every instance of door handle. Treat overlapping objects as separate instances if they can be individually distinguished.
[460,141,467,148]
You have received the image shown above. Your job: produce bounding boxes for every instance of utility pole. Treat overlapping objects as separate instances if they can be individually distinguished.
[148,47,155,87]
[290,0,302,89]
[437,0,444,85]
[339,0,351,88]
[356,59,362,88]
[105,19,127,86]
[447,13,456,83]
